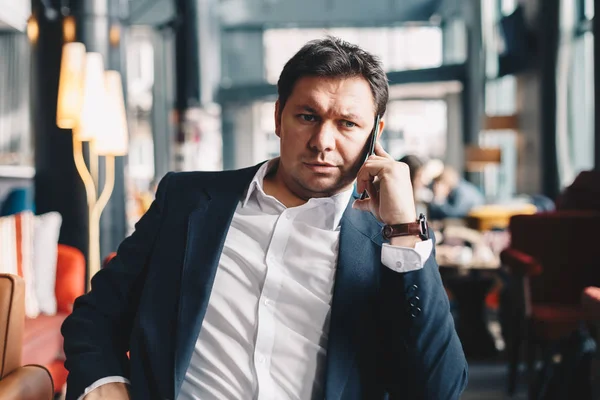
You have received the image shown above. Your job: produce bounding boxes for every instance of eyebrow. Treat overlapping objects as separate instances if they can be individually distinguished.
[299,105,320,114]
[296,105,362,122]
[339,112,361,122]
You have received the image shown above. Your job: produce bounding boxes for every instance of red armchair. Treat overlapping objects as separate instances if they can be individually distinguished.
[501,211,600,398]
[22,244,85,394]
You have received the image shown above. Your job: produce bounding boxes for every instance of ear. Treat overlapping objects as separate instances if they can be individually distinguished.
[274,100,282,138]
[377,118,385,139]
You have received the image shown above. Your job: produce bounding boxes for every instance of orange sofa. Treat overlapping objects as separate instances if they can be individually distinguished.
[22,244,85,394]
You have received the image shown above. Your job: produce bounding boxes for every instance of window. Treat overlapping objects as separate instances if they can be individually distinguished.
[501,0,518,15]
[485,75,517,116]
[263,26,442,84]
[483,73,518,201]
[556,0,594,187]
[384,100,447,161]
[585,0,594,18]
[567,32,594,176]
[257,101,279,161]
[0,33,31,167]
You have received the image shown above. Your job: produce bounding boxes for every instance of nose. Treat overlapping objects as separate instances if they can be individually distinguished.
[308,121,337,153]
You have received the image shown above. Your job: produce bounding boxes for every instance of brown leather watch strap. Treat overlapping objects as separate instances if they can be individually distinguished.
[382,213,428,240]
[382,223,422,239]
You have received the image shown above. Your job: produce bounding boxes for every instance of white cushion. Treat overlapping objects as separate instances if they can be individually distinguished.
[0,211,39,318]
[33,212,62,316]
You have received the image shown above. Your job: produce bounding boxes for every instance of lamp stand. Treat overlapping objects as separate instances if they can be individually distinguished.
[72,136,115,291]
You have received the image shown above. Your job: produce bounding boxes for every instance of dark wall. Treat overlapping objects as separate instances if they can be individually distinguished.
[31,0,89,256]
[595,0,600,169]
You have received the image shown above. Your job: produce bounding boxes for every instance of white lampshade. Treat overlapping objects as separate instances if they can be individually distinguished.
[56,42,86,129]
[74,52,106,141]
[96,71,129,156]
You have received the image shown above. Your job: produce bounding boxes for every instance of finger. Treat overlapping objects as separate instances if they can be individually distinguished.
[367,179,379,202]
[356,160,389,195]
[352,198,371,211]
[364,154,388,163]
[356,164,381,194]
[357,158,389,188]
[354,178,379,211]
[373,141,394,160]
[356,174,379,203]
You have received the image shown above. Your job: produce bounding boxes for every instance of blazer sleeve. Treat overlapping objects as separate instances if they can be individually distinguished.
[378,233,468,399]
[61,172,173,400]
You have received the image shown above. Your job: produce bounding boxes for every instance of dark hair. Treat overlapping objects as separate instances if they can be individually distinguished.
[277,36,389,118]
[398,155,424,183]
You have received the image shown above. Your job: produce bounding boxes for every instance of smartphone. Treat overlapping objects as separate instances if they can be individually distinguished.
[360,114,381,200]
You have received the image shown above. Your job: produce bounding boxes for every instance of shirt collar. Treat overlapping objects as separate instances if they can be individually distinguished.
[242,159,277,208]
[242,159,355,229]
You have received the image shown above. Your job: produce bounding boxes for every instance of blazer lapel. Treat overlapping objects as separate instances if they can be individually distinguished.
[324,195,384,400]
[173,164,262,396]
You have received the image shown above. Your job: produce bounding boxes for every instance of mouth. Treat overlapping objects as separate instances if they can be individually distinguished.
[303,162,337,172]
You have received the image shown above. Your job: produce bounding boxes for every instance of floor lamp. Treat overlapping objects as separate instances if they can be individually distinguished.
[56,42,129,290]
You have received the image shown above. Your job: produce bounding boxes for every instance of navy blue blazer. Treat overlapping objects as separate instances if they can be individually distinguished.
[62,163,468,400]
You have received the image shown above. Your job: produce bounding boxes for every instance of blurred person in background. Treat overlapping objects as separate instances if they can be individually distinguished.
[62,37,467,400]
[398,154,430,216]
[428,167,485,220]
[398,155,425,189]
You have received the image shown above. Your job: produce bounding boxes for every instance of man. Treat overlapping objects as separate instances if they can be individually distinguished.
[428,167,485,220]
[62,37,467,400]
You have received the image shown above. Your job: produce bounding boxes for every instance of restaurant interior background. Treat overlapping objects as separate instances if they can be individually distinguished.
[0,0,599,398]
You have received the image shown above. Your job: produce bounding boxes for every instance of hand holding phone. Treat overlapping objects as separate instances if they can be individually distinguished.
[354,118,418,228]
[360,115,381,200]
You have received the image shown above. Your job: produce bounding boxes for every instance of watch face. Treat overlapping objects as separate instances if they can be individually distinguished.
[383,225,393,239]
[418,213,428,239]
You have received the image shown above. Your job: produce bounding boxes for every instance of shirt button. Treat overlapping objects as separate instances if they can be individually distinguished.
[285,213,293,220]
[264,299,271,307]
[257,355,266,364]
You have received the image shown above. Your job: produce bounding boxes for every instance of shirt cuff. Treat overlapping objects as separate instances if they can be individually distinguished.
[77,376,131,400]
[381,239,433,273]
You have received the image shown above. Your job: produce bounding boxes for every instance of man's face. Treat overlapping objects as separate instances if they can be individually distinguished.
[274,76,383,199]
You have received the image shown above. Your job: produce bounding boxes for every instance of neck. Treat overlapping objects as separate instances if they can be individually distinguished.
[263,166,309,208]
[262,160,354,208]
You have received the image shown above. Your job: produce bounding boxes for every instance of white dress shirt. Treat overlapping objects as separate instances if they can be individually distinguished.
[80,161,432,400]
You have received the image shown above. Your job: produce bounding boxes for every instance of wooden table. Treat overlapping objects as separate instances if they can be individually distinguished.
[466,204,537,231]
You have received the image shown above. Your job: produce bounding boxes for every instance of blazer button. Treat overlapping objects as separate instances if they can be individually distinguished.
[407,284,419,295]
[410,307,422,318]
[407,295,420,307]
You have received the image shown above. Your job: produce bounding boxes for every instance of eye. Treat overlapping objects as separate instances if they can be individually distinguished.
[299,114,317,122]
[341,120,357,128]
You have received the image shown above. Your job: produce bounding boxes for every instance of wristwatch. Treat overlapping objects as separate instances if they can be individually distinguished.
[382,213,429,241]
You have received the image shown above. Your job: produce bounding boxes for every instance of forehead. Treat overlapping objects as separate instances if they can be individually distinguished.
[287,76,376,119]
